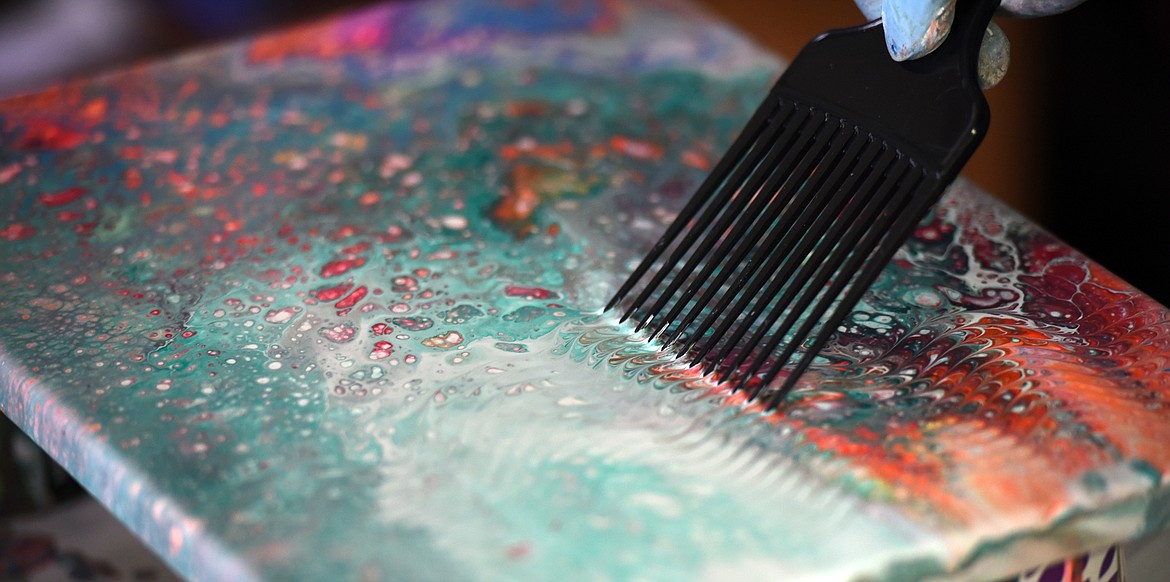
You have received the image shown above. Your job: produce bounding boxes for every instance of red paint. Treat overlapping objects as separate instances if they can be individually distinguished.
[0,223,36,241]
[610,135,663,160]
[681,149,710,170]
[504,285,557,300]
[340,242,371,254]
[315,282,353,302]
[913,218,956,242]
[19,120,87,150]
[125,168,143,189]
[167,172,197,199]
[37,187,87,207]
[320,257,366,278]
[328,225,358,240]
[334,286,368,309]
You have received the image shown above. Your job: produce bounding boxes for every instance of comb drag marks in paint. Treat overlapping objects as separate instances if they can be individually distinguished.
[2,0,1170,581]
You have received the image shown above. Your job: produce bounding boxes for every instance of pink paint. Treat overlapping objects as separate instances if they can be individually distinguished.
[505,542,532,560]
[392,317,432,331]
[320,324,356,344]
[265,306,301,324]
[391,276,419,293]
[0,163,20,184]
[369,341,394,359]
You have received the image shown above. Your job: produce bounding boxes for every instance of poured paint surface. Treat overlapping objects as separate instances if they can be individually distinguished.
[1,1,1169,581]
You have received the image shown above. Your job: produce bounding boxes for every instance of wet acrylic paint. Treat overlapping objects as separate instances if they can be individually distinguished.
[0,1,1167,581]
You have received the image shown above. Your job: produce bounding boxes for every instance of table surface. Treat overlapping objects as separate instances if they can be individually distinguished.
[2,1,1168,580]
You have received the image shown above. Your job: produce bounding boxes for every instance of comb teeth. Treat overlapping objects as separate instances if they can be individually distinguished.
[609,0,997,409]
[609,95,944,409]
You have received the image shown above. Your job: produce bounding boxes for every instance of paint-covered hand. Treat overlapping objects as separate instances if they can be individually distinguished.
[853,0,1087,88]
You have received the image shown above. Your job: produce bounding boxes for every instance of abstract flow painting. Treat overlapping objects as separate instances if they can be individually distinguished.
[1,1,1166,580]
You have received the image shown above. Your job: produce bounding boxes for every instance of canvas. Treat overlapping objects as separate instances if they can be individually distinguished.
[0,1,1164,580]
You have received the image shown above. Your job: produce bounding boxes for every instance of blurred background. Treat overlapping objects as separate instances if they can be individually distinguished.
[2,0,1169,300]
[716,0,1170,307]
